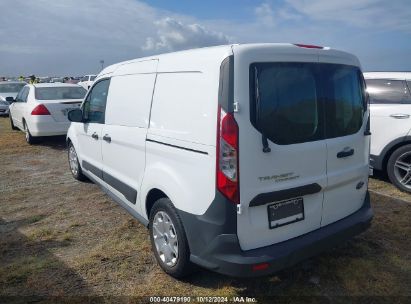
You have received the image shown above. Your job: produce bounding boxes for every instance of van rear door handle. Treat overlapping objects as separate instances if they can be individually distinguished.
[390,114,410,119]
[103,134,111,143]
[337,148,354,158]
[91,132,98,140]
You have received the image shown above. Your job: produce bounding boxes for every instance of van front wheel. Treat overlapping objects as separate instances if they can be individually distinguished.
[68,142,86,181]
[387,144,411,193]
[149,198,193,278]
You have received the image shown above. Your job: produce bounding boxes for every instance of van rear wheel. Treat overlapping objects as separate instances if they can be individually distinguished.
[387,144,411,193]
[149,198,193,278]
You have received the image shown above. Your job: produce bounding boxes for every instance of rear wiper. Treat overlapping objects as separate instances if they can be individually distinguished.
[254,67,271,153]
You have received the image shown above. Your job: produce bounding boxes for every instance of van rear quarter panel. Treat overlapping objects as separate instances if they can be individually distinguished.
[142,47,233,216]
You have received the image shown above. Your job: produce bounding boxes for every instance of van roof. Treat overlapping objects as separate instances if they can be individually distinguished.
[363,72,411,80]
[98,43,360,78]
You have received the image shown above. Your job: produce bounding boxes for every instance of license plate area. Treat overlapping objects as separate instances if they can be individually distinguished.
[267,197,304,229]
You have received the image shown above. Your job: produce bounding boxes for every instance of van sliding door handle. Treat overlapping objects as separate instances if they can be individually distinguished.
[337,148,354,158]
[103,134,111,143]
[91,132,99,140]
[390,114,410,119]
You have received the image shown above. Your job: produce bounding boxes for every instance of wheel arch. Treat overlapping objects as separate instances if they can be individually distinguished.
[382,137,411,172]
[145,188,169,219]
[140,163,191,220]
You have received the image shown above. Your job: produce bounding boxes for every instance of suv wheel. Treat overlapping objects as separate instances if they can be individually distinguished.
[24,121,37,144]
[149,198,193,278]
[387,144,411,193]
[68,142,86,181]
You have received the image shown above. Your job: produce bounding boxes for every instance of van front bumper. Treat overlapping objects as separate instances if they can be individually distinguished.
[183,192,373,277]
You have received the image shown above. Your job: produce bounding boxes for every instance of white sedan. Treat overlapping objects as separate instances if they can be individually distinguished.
[9,83,87,144]
[77,74,96,90]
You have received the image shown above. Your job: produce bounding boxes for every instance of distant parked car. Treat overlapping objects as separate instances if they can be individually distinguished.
[50,77,64,83]
[64,77,80,84]
[0,100,11,116]
[0,81,26,116]
[38,77,51,83]
[78,75,96,90]
[9,83,87,144]
[364,72,411,192]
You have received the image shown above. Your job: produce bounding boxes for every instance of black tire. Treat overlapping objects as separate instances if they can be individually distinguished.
[23,121,38,144]
[9,115,18,130]
[387,144,411,193]
[68,142,86,181]
[149,198,194,278]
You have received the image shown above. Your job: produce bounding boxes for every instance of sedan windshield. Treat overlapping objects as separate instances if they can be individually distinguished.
[0,83,26,93]
[35,86,87,100]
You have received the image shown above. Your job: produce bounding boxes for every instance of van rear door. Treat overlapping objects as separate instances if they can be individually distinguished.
[318,54,369,226]
[233,45,327,251]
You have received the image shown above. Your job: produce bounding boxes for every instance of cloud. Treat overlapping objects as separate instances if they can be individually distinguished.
[286,0,411,31]
[142,17,230,52]
[0,0,230,75]
[254,2,301,27]
[0,0,410,75]
[255,3,275,27]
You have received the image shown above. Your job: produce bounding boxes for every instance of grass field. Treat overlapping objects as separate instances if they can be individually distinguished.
[0,117,410,302]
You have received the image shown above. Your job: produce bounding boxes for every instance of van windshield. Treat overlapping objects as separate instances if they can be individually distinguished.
[250,63,365,145]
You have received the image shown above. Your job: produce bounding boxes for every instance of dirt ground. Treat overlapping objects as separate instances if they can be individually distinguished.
[0,116,410,303]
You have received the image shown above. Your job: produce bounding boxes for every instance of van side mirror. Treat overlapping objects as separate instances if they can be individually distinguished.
[68,109,83,123]
[5,97,14,103]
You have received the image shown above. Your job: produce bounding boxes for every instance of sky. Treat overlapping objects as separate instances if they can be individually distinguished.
[1,0,410,76]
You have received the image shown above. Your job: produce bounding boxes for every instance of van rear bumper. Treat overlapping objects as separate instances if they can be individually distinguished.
[184,191,373,277]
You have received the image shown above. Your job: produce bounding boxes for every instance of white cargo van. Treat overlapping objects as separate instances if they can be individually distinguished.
[66,43,373,278]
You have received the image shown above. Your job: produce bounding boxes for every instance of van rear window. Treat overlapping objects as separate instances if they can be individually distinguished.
[250,62,365,145]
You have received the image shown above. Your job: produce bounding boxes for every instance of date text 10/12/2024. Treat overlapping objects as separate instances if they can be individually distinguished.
[149,296,258,303]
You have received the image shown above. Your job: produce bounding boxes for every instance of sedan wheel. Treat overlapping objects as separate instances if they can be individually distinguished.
[24,122,36,144]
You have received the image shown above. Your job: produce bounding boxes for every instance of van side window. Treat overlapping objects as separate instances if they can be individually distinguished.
[366,79,411,104]
[83,79,110,124]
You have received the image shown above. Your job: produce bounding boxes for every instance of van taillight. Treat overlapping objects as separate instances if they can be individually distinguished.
[31,104,50,115]
[217,106,239,204]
